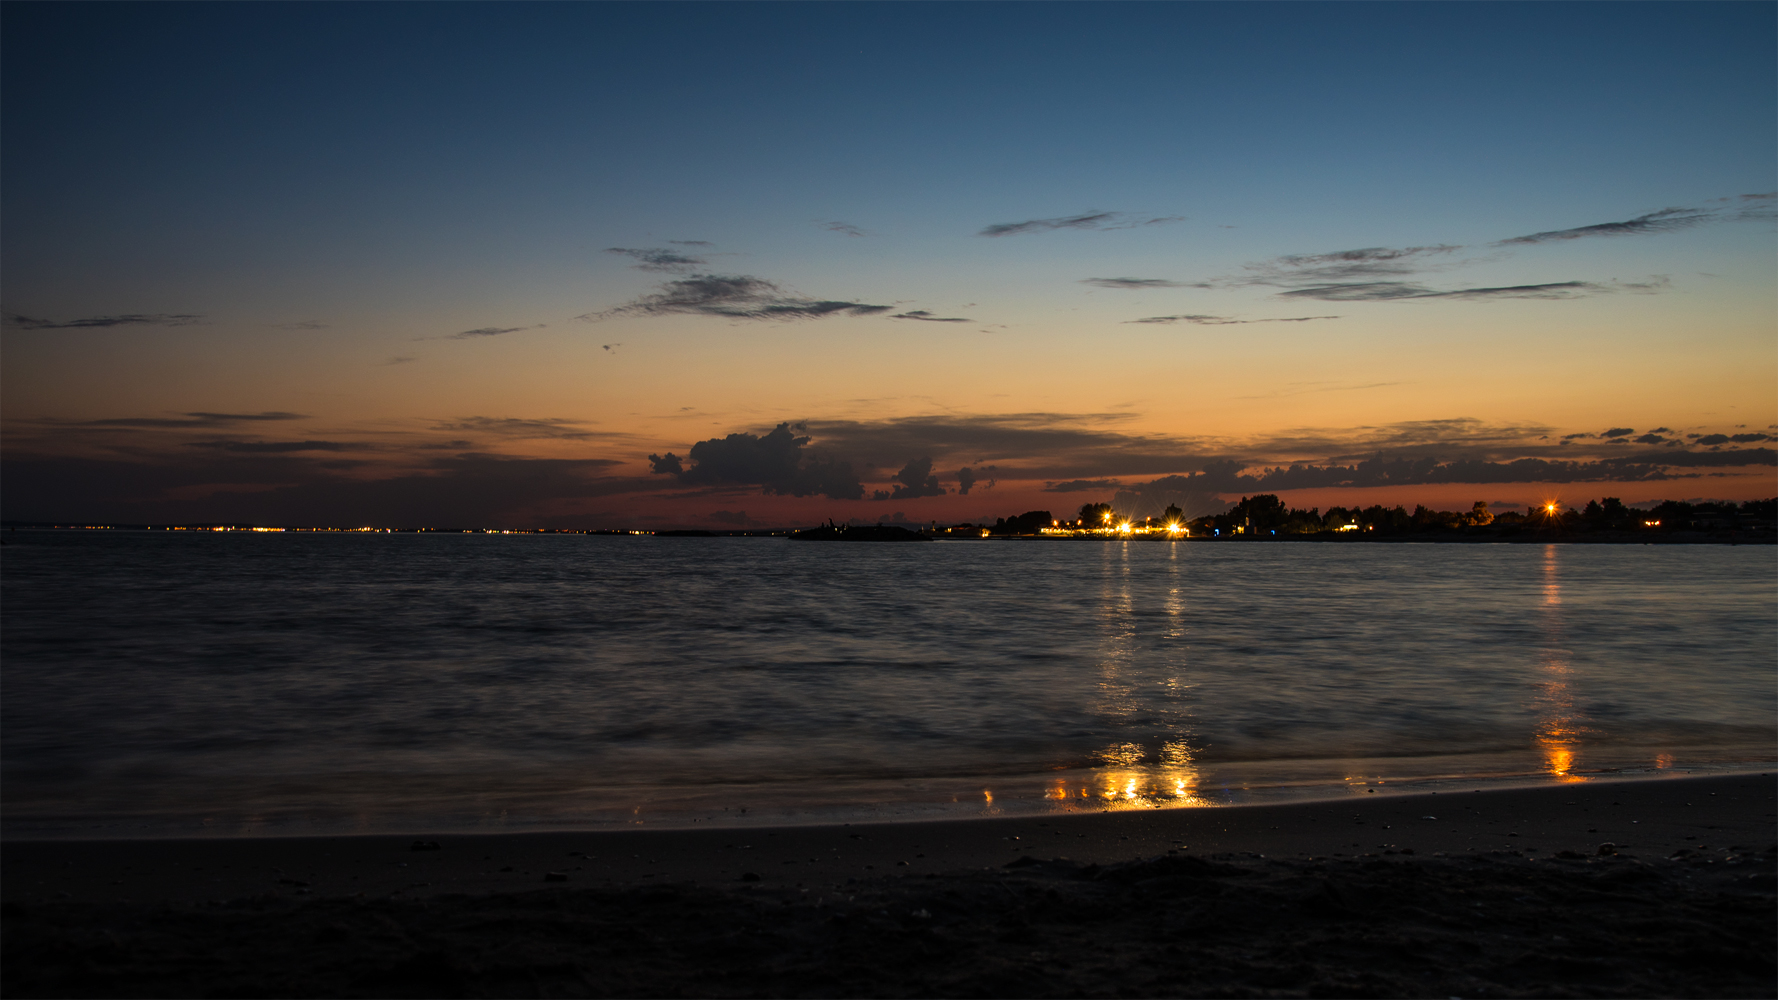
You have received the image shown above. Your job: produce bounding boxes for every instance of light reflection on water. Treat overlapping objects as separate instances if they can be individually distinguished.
[1533,545,1584,780]
[2,531,1773,837]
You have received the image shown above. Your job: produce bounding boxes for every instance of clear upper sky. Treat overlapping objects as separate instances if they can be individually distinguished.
[3,1,1773,527]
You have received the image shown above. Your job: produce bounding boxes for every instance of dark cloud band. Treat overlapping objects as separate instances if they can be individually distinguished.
[1128,314,1341,325]
[7,312,204,330]
[977,212,1183,238]
[891,310,973,323]
[1496,208,1714,246]
[1276,281,1599,302]
[606,247,709,272]
[586,274,891,322]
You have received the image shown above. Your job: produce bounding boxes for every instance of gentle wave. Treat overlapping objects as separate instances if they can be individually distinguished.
[3,531,1772,837]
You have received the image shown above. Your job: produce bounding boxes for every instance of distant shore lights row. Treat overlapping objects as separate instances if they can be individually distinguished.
[1040,510,1189,537]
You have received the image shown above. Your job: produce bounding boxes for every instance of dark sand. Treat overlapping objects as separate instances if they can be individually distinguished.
[4,773,1773,997]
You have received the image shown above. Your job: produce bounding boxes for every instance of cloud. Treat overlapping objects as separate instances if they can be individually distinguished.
[584,275,891,322]
[891,310,973,323]
[873,457,945,501]
[1601,427,1634,439]
[668,240,713,246]
[1692,432,1777,446]
[72,411,306,429]
[442,324,543,340]
[601,343,621,353]
[6,312,204,330]
[1244,245,1464,284]
[1080,277,1196,290]
[1189,243,1602,304]
[381,356,417,366]
[187,440,368,454]
[1097,446,1777,501]
[1276,281,1601,302]
[1633,433,1666,444]
[430,416,610,441]
[956,467,978,495]
[1495,207,1716,246]
[1128,314,1341,325]
[1044,479,1123,493]
[976,212,1183,237]
[648,422,865,500]
[821,221,867,237]
[606,247,709,272]
[709,509,752,525]
[779,413,1777,491]
[1,451,637,528]
[271,321,329,330]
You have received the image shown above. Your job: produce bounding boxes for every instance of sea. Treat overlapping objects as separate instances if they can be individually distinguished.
[3,529,1773,839]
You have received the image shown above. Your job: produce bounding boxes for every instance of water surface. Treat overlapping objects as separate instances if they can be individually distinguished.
[3,531,1771,837]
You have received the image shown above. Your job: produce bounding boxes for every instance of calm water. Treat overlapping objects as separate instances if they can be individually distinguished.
[3,531,1773,838]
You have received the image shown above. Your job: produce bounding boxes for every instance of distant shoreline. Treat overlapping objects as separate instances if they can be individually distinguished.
[3,523,1769,543]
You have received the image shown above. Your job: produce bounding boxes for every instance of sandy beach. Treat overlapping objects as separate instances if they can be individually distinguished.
[3,771,1773,997]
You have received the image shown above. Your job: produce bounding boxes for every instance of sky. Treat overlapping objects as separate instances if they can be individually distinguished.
[3,1,1774,528]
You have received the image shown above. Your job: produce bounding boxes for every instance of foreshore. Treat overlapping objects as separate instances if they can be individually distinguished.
[5,772,1773,997]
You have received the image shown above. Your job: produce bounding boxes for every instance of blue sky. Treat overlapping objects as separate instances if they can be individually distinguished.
[4,2,1773,526]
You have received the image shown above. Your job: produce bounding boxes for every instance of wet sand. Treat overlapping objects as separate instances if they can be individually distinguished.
[4,772,1773,997]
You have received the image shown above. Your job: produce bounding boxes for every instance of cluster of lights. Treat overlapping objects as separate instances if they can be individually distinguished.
[1040,511,1187,537]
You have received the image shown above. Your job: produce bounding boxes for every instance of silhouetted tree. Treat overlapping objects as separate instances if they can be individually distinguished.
[992,510,1054,535]
[1078,503,1113,527]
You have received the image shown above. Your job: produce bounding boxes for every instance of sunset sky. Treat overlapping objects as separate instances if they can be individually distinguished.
[4,2,1773,528]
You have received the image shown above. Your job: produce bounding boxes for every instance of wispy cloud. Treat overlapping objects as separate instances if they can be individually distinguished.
[891,310,973,323]
[1159,195,1766,308]
[668,240,713,247]
[1276,281,1601,302]
[1128,313,1341,325]
[821,221,867,237]
[606,246,710,272]
[977,211,1184,238]
[1495,207,1715,246]
[187,440,369,454]
[583,274,891,322]
[1044,478,1123,493]
[430,416,607,441]
[381,355,417,366]
[1241,245,1465,284]
[6,312,204,330]
[1080,277,1200,290]
[1496,193,1776,245]
[434,324,545,341]
[73,411,306,429]
[270,320,329,331]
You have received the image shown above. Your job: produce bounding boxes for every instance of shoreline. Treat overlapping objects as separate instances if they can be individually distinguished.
[5,772,1772,997]
[5,761,1773,844]
[6,773,1771,903]
[5,523,1770,543]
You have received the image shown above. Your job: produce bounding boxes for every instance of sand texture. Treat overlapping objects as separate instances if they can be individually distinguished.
[4,773,1773,998]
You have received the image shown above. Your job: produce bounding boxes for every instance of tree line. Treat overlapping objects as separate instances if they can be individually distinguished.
[969,496,1778,536]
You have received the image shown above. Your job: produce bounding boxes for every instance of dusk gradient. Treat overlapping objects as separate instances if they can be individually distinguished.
[5,2,1774,528]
